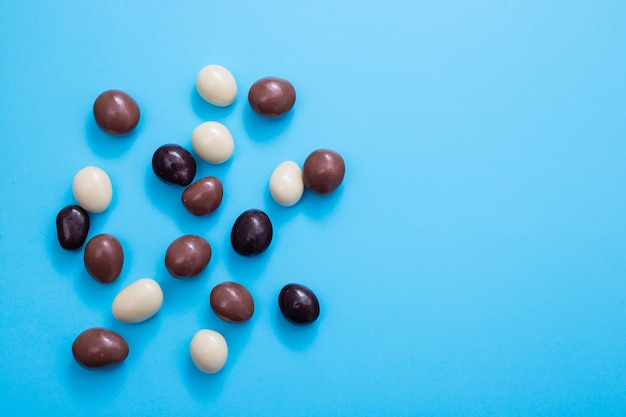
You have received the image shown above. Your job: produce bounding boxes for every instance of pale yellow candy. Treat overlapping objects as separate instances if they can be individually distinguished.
[190,329,228,374]
[196,64,237,107]
[191,121,234,164]
[72,166,112,213]
[112,278,163,323]
[269,161,304,207]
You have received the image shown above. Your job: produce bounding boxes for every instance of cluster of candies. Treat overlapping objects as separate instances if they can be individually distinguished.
[56,64,345,374]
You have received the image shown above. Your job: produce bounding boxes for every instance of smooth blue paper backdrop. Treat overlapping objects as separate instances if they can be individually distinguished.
[1,1,625,415]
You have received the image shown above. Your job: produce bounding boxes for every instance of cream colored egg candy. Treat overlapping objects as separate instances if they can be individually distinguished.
[269,161,304,206]
[191,121,234,164]
[72,166,113,213]
[112,278,163,323]
[196,64,237,107]
[190,329,228,374]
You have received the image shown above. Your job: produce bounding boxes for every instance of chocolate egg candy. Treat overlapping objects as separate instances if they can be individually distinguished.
[302,149,345,195]
[84,234,124,283]
[112,278,163,323]
[191,121,234,164]
[190,329,228,374]
[269,161,304,207]
[93,90,140,135]
[196,64,237,107]
[248,77,296,118]
[56,205,90,250]
[230,209,273,256]
[182,176,224,216]
[210,282,254,323]
[152,144,197,186]
[72,166,113,213]
[278,283,320,324]
[165,235,212,278]
[72,328,129,369]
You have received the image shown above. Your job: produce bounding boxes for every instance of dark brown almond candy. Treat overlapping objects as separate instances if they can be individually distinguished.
[230,209,273,256]
[84,234,124,283]
[165,235,212,278]
[303,149,345,195]
[248,77,296,118]
[182,176,224,216]
[93,90,140,135]
[56,205,90,250]
[152,144,197,186]
[278,283,320,324]
[210,282,254,323]
[72,328,129,369]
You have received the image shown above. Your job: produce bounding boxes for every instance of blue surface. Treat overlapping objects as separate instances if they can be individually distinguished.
[1,1,626,415]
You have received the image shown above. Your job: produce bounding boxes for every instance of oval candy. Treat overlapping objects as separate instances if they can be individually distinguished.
[269,161,304,207]
[302,149,345,195]
[278,283,320,324]
[191,121,234,164]
[72,327,129,369]
[152,144,197,186]
[165,235,212,278]
[93,89,140,135]
[84,234,124,283]
[112,278,163,323]
[210,282,254,323]
[248,77,296,118]
[182,176,224,216]
[230,209,273,256]
[196,64,237,107]
[56,205,90,250]
[190,329,228,374]
[72,166,113,213]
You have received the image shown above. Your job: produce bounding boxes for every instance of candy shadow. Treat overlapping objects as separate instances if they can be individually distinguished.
[190,86,237,121]
[263,187,301,228]
[242,105,295,142]
[193,156,234,183]
[179,337,229,401]
[143,164,190,224]
[72,268,120,311]
[221,226,274,282]
[47,221,85,275]
[271,308,319,351]
[58,212,122,308]
[299,186,345,221]
[84,112,139,159]
[182,308,254,400]
[197,296,256,348]
[63,339,127,401]
[104,311,164,361]
[158,269,212,315]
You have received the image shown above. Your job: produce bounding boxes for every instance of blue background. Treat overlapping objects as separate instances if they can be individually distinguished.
[1,1,625,415]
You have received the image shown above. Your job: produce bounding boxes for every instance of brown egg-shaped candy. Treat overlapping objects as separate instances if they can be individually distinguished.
[84,234,124,283]
[210,282,254,323]
[93,90,140,135]
[303,149,345,195]
[278,283,320,324]
[182,176,224,216]
[230,209,273,256]
[56,205,90,250]
[248,77,296,118]
[72,328,129,369]
[165,235,212,278]
[152,144,197,186]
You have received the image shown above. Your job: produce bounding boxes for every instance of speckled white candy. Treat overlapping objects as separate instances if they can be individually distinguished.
[190,329,228,374]
[72,166,113,213]
[191,121,235,164]
[269,161,304,206]
[112,278,163,323]
[196,64,237,107]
